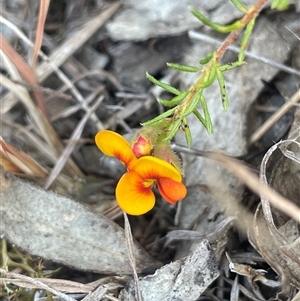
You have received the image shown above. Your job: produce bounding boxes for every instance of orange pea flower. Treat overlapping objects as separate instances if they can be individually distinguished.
[95,130,187,215]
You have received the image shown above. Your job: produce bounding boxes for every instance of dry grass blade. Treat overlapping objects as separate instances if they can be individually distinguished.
[208,152,300,223]
[0,3,120,130]
[259,142,291,243]
[2,278,94,293]
[0,75,47,140]
[0,75,83,177]
[279,136,300,164]
[44,96,104,189]
[0,136,48,178]
[51,84,105,122]
[2,116,57,164]
[0,269,77,301]
[249,89,300,145]
[123,212,142,301]
[0,34,49,118]
[36,2,121,81]
[32,0,50,67]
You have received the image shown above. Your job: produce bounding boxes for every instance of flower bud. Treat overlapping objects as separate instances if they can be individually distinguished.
[131,127,159,157]
[132,135,152,157]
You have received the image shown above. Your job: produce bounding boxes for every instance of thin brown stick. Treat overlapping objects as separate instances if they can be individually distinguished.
[171,144,300,223]
[249,89,300,145]
[44,96,104,189]
[216,0,269,61]
[0,269,77,301]
[209,153,300,224]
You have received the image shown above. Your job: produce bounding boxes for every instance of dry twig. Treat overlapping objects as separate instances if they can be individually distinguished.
[249,89,300,145]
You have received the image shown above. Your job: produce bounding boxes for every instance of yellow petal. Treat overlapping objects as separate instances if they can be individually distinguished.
[157,178,187,204]
[116,171,155,215]
[95,130,137,169]
[131,156,182,182]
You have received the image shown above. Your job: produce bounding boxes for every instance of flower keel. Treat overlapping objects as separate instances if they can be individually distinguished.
[157,178,187,204]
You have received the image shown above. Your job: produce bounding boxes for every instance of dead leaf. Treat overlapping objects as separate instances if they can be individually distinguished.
[175,186,235,262]
[0,174,159,274]
[248,107,300,294]
[119,239,219,301]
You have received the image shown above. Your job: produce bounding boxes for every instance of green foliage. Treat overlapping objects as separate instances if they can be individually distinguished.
[271,0,289,10]
[218,61,246,72]
[159,90,190,107]
[166,62,199,72]
[145,56,234,142]
[230,0,248,13]
[190,7,244,33]
[0,238,58,300]
[182,117,192,147]
[146,72,181,95]
[141,107,177,126]
[200,53,214,65]
[216,68,229,111]
[239,17,256,62]
[145,0,290,146]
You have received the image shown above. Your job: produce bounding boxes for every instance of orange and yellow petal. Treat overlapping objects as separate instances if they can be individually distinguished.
[116,171,155,215]
[95,130,137,169]
[131,156,182,182]
[157,178,187,204]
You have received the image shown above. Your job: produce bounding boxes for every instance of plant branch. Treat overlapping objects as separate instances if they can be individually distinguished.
[216,0,269,61]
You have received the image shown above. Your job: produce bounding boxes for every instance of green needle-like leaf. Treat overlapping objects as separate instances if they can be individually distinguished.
[218,61,246,72]
[167,62,199,72]
[271,0,289,10]
[144,2,261,146]
[164,119,181,141]
[199,95,213,134]
[141,107,177,126]
[159,90,190,107]
[146,72,181,95]
[200,53,214,65]
[182,88,203,117]
[230,0,248,13]
[183,117,192,147]
[190,7,244,33]
[239,17,256,62]
[216,68,229,111]
[193,108,206,128]
[202,61,217,88]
